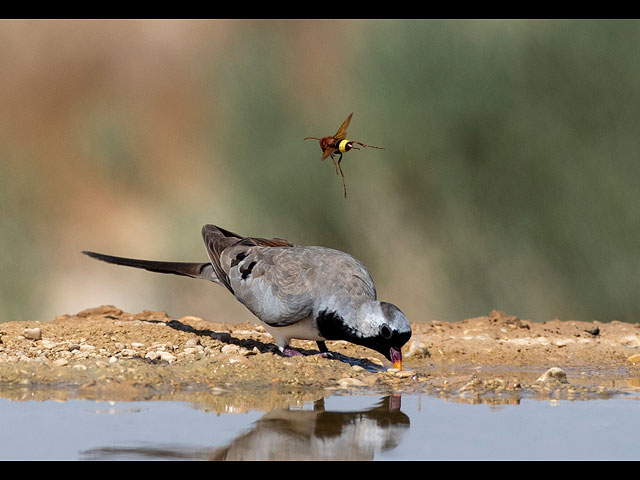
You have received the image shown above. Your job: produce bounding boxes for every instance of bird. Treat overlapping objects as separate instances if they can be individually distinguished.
[82,224,412,370]
[82,395,409,460]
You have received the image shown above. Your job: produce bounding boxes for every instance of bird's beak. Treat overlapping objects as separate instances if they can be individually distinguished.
[390,347,402,371]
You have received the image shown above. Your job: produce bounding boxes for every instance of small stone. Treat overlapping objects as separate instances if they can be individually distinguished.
[72,364,87,371]
[145,351,160,360]
[22,328,42,340]
[395,370,414,378]
[159,352,176,363]
[351,365,365,372]
[119,348,137,357]
[221,344,240,355]
[79,344,95,351]
[40,339,57,349]
[627,354,640,364]
[337,377,367,388]
[537,367,568,384]
[360,375,379,386]
[367,357,384,366]
[404,340,429,358]
[183,347,198,355]
[226,354,250,366]
[130,342,145,348]
[53,358,69,367]
[184,338,199,348]
[108,356,118,364]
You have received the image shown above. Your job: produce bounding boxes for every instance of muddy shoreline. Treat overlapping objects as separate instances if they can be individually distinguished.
[1,306,639,410]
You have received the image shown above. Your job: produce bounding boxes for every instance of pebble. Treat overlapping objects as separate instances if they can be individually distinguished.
[72,364,87,371]
[52,358,69,367]
[226,354,250,366]
[108,356,118,364]
[395,370,415,378]
[404,340,429,358]
[40,339,57,349]
[221,344,240,355]
[184,338,199,348]
[537,367,568,384]
[367,357,384,366]
[130,342,145,348]
[626,354,640,364]
[337,377,367,388]
[242,347,259,356]
[22,328,42,340]
[159,352,176,363]
[144,351,160,360]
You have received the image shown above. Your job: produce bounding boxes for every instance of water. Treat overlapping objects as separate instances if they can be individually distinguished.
[1,394,638,460]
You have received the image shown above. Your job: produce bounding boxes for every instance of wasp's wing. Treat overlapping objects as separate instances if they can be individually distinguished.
[321,147,337,160]
[333,113,353,141]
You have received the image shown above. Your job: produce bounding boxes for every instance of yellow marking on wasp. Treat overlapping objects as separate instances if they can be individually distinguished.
[338,139,351,154]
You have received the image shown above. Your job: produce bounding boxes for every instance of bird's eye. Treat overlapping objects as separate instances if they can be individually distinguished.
[380,325,392,339]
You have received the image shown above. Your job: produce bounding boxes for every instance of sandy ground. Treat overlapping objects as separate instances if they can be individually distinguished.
[1,306,639,411]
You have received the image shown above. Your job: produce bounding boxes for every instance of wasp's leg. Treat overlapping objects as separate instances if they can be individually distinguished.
[337,154,347,198]
[353,141,384,150]
[329,153,339,176]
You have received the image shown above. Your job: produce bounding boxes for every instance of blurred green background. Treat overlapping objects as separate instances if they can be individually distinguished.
[1,19,639,325]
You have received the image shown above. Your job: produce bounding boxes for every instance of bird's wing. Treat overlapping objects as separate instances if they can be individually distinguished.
[222,245,377,327]
[201,224,293,293]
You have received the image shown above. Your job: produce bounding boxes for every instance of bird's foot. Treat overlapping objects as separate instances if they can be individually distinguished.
[281,345,333,359]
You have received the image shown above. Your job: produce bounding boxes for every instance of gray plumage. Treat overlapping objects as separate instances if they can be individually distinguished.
[83,224,411,368]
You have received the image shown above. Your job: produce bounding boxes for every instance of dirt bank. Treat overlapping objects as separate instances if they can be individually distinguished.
[1,306,639,410]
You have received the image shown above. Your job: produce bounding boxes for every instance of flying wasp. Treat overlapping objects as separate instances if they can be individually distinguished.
[304,113,384,198]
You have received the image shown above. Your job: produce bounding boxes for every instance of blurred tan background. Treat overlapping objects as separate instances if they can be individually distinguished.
[1,19,639,325]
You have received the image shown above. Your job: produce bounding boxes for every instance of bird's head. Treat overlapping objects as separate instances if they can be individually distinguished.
[369,301,412,370]
[316,301,412,370]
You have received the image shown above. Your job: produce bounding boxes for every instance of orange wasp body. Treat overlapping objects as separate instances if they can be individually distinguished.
[304,113,384,197]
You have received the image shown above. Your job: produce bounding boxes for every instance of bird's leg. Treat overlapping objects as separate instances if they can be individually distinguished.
[316,341,333,358]
[280,344,332,359]
[281,345,304,357]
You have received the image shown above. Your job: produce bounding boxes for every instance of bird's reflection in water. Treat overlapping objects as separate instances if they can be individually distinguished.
[82,395,410,460]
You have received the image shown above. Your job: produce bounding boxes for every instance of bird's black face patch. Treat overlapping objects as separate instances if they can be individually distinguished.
[240,260,257,280]
[315,309,411,361]
[316,309,353,341]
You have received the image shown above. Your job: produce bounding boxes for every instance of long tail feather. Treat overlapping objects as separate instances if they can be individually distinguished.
[82,251,217,282]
